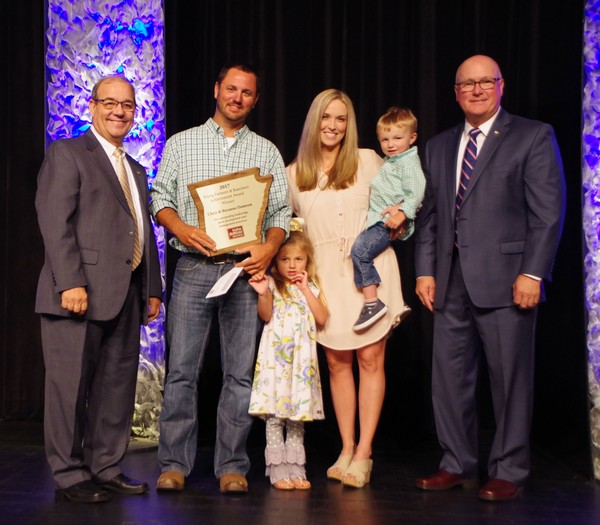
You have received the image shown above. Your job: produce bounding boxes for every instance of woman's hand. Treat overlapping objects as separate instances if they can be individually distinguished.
[382,206,408,230]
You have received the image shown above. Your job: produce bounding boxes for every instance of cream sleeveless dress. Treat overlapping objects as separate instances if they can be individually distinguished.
[286,149,409,351]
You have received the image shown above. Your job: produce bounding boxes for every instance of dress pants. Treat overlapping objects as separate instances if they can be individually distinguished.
[432,253,537,484]
[41,270,142,489]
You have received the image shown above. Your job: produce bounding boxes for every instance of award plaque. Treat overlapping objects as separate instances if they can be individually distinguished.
[187,167,273,255]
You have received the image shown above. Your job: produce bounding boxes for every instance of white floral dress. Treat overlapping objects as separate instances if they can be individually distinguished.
[249,277,324,421]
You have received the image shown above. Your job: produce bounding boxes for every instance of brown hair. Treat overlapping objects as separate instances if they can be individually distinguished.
[216,63,260,95]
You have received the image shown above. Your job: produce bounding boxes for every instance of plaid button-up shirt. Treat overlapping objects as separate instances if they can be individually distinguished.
[150,118,291,252]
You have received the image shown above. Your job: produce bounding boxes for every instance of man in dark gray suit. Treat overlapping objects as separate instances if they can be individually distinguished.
[35,75,162,503]
[414,55,565,501]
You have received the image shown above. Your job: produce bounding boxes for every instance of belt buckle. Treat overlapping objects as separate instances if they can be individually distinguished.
[211,253,230,265]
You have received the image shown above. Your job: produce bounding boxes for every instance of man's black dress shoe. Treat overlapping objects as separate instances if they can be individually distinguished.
[55,480,110,503]
[98,473,149,495]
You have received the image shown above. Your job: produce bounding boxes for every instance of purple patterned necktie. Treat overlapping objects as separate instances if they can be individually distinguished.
[456,127,482,209]
[455,128,481,246]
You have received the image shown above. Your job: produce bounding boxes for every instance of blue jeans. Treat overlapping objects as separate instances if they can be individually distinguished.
[351,222,390,289]
[158,254,259,478]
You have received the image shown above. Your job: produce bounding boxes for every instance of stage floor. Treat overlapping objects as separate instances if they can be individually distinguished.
[1,421,598,525]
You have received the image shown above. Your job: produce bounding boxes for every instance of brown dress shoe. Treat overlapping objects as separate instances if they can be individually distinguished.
[415,469,476,490]
[156,471,185,492]
[219,473,248,493]
[478,478,522,501]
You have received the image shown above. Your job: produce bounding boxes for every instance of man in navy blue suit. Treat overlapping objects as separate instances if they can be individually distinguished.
[414,55,565,501]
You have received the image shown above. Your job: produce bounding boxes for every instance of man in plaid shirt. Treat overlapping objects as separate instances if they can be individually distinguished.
[150,64,291,494]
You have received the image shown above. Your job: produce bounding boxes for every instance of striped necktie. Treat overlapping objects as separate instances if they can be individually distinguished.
[456,128,482,210]
[455,128,481,247]
[114,147,142,270]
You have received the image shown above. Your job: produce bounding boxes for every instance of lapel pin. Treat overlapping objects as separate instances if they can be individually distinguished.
[493,130,501,136]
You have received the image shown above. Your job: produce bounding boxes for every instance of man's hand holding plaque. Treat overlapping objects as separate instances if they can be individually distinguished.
[187,167,273,256]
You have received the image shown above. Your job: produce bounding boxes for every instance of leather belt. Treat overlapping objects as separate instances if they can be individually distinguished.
[187,252,247,265]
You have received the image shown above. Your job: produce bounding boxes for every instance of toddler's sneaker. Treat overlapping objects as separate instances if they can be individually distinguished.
[353,299,388,331]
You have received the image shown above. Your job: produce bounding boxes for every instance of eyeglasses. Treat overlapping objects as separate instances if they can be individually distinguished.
[94,98,136,112]
[455,77,502,93]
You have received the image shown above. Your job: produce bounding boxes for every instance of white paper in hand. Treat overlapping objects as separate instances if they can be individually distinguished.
[206,265,245,298]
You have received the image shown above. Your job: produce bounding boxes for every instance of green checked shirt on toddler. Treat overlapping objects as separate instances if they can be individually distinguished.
[366,146,426,240]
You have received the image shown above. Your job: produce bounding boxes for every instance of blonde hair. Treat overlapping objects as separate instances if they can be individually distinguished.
[376,106,418,136]
[271,230,323,300]
[293,89,359,191]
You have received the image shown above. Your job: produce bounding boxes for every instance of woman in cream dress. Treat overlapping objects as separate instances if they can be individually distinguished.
[286,89,409,488]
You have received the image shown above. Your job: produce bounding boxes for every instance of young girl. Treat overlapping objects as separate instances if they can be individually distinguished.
[248,222,329,490]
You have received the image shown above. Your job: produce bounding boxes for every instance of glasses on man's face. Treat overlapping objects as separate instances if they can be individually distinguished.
[455,77,502,93]
[94,98,136,112]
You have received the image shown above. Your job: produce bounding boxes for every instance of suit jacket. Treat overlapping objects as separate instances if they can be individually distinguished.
[35,130,162,323]
[415,108,565,309]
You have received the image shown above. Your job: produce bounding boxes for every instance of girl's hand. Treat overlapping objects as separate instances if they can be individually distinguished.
[290,271,309,291]
[249,273,269,295]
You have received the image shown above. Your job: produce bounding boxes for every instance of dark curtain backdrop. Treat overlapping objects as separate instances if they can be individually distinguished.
[1,2,47,421]
[1,0,589,476]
